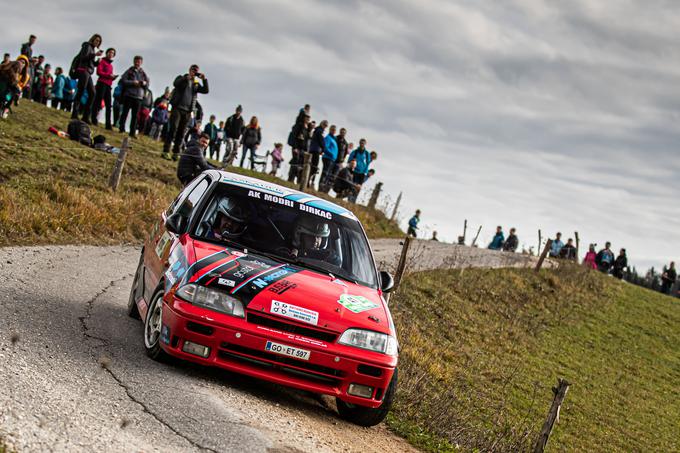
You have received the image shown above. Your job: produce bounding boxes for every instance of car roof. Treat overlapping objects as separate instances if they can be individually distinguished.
[209,170,359,221]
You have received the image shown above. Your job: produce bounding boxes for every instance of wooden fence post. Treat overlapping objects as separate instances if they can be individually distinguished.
[471,225,482,247]
[109,137,129,192]
[462,219,468,243]
[390,192,402,221]
[298,152,312,191]
[574,232,580,260]
[368,182,383,209]
[392,236,412,293]
[535,239,553,271]
[538,229,542,257]
[533,378,571,453]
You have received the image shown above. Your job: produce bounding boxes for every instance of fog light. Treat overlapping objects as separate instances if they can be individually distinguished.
[348,383,374,399]
[182,340,210,358]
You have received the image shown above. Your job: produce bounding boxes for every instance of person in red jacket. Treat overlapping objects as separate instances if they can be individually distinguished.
[91,48,117,129]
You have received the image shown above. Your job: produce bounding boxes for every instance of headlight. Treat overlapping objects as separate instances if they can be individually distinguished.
[176,283,245,318]
[338,329,398,356]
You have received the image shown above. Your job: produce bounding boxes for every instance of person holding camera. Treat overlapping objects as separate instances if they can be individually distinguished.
[118,56,150,138]
[162,64,209,160]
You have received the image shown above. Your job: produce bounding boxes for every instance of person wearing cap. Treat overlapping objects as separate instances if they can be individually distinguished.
[163,64,209,160]
[222,105,245,167]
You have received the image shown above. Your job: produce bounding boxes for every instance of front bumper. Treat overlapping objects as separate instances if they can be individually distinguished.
[160,295,396,408]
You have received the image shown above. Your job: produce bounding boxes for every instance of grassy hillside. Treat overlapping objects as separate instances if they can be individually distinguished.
[0,102,402,245]
[388,265,680,452]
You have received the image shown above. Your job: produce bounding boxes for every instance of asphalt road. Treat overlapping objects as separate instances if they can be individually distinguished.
[0,242,539,452]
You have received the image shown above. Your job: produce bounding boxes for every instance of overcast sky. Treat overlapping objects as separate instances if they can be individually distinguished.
[2,0,678,271]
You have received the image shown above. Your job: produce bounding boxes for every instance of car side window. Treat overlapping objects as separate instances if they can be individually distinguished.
[176,177,211,218]
[166,177,203,216]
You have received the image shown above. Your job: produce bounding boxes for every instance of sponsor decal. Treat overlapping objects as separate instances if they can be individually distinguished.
[160,324,171,344]
[337,294,380,313]
[271,300,319,325]
[155,231,173,259]
[233,265,255,279]
[331,279,347,287]
[218,278,236,287]
[268,279,297,295]
[298,203,332,219]
[166,246,188,287]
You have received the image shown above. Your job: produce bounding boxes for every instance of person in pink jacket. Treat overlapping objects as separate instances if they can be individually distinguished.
[269,142,284,176]
[91,48,117,129]
[583,244,597,269]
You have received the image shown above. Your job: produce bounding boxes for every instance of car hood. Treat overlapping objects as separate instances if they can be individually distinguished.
[187,239,391,335]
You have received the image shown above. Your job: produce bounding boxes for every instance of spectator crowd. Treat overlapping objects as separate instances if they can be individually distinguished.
[1,34,379,203]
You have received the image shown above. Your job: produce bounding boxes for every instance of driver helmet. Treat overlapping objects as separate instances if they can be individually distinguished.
[293,216,331,251]
[213,197,248,239]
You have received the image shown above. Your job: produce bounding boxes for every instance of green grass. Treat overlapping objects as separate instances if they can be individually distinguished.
[388,265,680,452]
[0,102,402,245]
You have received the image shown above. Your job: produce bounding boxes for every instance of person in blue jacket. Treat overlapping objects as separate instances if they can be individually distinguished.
[488,226,505,250]
[51,67,66,110]
[549,232,564,257]
[62,76,77,112]
[347,138,372,202]
[407,210,421,237]
[319,124,338,192]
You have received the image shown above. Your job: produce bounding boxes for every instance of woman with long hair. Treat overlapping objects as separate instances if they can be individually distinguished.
[240,116,262,170]
[71,34,103,122]
[0,55,30,119]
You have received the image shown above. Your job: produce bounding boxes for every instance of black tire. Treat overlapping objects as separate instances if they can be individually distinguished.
[127,250,144,319]
[336,368,398,427]
[143,289,169,361]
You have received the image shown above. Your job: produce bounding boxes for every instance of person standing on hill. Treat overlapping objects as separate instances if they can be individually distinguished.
[583,244,597,269]
[20,35,36,61]
[31,55,45,102]
[612,249,628,279]
[347,138,371,202]
[51,67,66,110]
[240,116,262,169]
[203,114,219,159]
[595,242,615,273]
[308,120,328,188]
[503,228,519,252]
[287,113,310,182]
[163,64,209,160]
[549,232,564,257]
[320,124,338,192]
[71,34,103,122]
[222,105,245,167]
[407,210,421,237]
[38,64,53,104]
[91,48,117,129]
[661,262,676,294]
[118,56,149,138]
[560,238,577,260]
[488,226,505,250]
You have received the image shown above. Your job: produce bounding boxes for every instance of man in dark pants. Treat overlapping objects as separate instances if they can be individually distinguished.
[118,56,149,138]
[177,133,215,186]
[661,262,676,295]
[163,64,209,160]
[308,120,327,188]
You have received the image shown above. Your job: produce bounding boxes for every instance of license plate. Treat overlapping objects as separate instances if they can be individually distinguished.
[265,341,311,361]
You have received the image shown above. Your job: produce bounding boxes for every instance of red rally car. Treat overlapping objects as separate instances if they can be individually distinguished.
[128,170,398,426]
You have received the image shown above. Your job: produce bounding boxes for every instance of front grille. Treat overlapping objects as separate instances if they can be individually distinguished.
[219,343,343,386]
[357,364,383,377]
[247,312,337,342]
[186,321,214,336]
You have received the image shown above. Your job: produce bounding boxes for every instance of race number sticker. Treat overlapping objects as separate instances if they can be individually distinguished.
[218,278,236,287]
[337,294,380,313]
[270,300,319,325]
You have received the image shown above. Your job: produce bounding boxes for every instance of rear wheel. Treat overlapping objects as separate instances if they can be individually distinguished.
[336,368,398,427]
[143,289,169,361]
[127,250,144,319]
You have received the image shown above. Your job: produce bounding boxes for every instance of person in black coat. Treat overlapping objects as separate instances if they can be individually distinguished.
[20,35,36,60]
[502,228,519,252]
[612,249,628,279]
[163,64,209,160]
[118,56,149,137]
[239,116,262,169]
[177,134,215,186]
[222,105,245,167]
[71,34,103,122]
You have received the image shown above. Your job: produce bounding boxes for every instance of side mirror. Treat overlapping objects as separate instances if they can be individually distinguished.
[380,271,394,293]
[165,213,187,235]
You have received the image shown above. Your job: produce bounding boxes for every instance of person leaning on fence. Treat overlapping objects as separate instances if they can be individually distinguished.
[177,133,215,186]
[612,248,628,279]
[549,232,564,257]
[583,244,597,269]
[222,105,244,167]
[595,242,615,273]
[163,64,209,160]
[488,226,504,250]
[407,210,421,238]
[661,262,676,294]
[71,34,103,122]
[560,238,577,260]
[503,227,519,252]
[333,160,358,200]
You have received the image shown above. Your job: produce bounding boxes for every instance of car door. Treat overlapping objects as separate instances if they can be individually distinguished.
[143,175,212,302]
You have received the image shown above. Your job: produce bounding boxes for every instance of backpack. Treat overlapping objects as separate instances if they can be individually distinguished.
[67,119,92,146]
[68,54,80,78]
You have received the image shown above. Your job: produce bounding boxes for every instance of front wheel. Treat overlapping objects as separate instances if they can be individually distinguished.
[143,289,169,361]
[336,368,398,427]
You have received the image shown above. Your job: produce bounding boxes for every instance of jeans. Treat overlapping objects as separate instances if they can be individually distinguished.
[91,82,112,128]
[164,109,191,156]
[240,145,257,169]
[119,96,142,136]
[222,137,239,166]
[72,71,94,120]
[51,98,63,110]
[320,157,335,192]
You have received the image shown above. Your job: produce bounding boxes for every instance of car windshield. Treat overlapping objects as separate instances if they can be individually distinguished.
[192,183,378,288]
